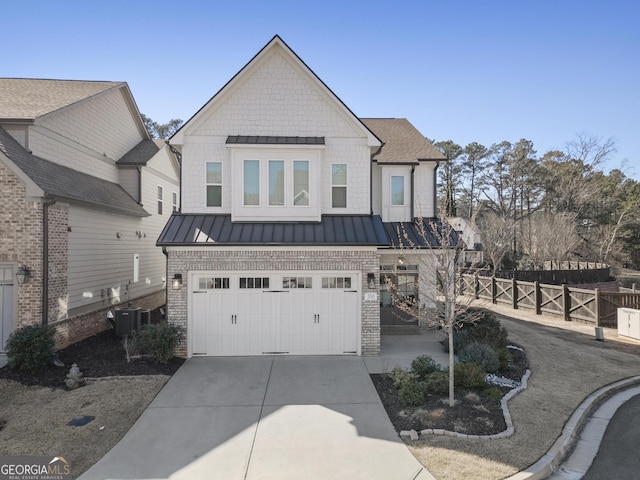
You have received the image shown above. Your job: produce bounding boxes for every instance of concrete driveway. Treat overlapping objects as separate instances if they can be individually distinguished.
[80,356,433,480]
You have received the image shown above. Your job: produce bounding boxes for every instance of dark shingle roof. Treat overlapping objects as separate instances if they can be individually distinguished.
[117,139,165,166]
[383,218,460,248]
[0,127,148,217]
[226,136,325,145]
[157,214,388,246]
[0,78,123,120]
[360,118,445,164]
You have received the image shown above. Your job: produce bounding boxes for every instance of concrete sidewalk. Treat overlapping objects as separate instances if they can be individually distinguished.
[80,355,434,480]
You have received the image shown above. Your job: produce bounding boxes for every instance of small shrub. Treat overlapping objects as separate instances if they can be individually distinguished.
[411,355,441,380]
[6,324,56,372]
[399,380,427,407]
[498,347,513,371]
[465,311,509,350]
[483,387,504,401]
[454,362,487,389]
[389,367,416,389]
[137,322,184,364]
[425,370,449,394]
[458,342,500,373]
[440,330,469,353]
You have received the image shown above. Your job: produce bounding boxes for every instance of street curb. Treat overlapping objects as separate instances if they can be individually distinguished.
[504,375,640,480]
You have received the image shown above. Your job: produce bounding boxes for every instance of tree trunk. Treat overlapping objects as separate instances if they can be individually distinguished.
[448,321,455,406]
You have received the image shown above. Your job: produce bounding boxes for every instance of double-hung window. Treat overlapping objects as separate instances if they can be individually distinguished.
[206,162,222,207]
[157,186,163,214]
[332,164,347,208]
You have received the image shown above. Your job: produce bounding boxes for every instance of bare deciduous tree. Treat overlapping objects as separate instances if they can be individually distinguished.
[385,216,481,406]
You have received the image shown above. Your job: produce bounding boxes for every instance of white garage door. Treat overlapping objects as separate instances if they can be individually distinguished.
[190,272,360,356]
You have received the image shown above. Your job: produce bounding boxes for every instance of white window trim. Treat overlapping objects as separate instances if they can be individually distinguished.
[229,146,322,222]
[157,185,163,215]
[390,175,405,206]
[172,191,178,212]
[206,162,223,208]
[331,163,348,209]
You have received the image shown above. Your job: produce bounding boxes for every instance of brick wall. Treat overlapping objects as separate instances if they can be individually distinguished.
[48,203,69,321]
[53,289,166,350]
[167,248,381,357]
[0,160,44,326]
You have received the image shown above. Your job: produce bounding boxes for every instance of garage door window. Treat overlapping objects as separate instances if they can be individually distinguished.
[322,276,352,289]
[283,277,312,289]
[198,277,230,289]
[240,277,270,289]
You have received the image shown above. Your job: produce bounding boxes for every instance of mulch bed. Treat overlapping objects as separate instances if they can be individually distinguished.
[0,328,184,389]
[371,346,528,435]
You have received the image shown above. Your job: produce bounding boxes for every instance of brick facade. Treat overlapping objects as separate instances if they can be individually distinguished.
[0,160,44,327]
[167,248,381,356]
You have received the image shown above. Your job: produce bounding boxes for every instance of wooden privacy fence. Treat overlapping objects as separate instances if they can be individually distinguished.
[460,274,640,327]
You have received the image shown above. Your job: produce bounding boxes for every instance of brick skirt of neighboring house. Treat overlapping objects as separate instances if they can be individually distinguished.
[52,289,166,350]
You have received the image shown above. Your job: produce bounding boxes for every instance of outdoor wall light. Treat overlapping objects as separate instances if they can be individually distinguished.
[367,273,376,289]
[16,265,31,285]
[172,273,183,290]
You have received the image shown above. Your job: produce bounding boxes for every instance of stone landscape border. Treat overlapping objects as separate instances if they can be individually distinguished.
[400,369,531,441]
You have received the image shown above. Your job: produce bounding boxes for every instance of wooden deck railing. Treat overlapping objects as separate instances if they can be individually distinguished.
[460,274,640,327]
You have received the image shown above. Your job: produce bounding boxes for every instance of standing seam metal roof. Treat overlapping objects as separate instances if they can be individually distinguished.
[157,214,389,246]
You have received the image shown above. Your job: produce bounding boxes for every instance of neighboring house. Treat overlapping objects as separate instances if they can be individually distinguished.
[448,216,483,265]
[0,79,180,351]
[159,35,448,357]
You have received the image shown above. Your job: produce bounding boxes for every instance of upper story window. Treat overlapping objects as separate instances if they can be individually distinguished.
[293,161,309,206]
[229,146,322,222]
[157,186,163,215]
[269,160,285,206]
[391,175,405,206]
[172,192,178,212]
[332,164,347,208]
[244,160,260,206]
[206,162,222,207]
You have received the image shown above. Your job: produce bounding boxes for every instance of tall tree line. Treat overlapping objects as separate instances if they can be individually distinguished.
[434,134,640,270]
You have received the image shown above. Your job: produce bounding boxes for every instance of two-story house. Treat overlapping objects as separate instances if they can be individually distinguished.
[0,79,180,351]
[158,36,446,357]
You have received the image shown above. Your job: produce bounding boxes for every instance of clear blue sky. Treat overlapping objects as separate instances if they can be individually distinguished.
[5,0,639,178]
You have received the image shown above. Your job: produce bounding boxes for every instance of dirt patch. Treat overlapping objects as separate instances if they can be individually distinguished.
[0,326,183,479]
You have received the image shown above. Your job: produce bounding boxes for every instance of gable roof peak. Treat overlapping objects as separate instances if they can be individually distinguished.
[0,78,125,121]
[170,36,380,147]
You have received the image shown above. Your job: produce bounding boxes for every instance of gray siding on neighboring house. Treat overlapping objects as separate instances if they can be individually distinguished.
[118,167,140,202]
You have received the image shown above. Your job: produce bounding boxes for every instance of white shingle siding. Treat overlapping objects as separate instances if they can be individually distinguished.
[414,163,437,218]
[29,88,143,183]
[179,48,373,216]
[192,51,362,138]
